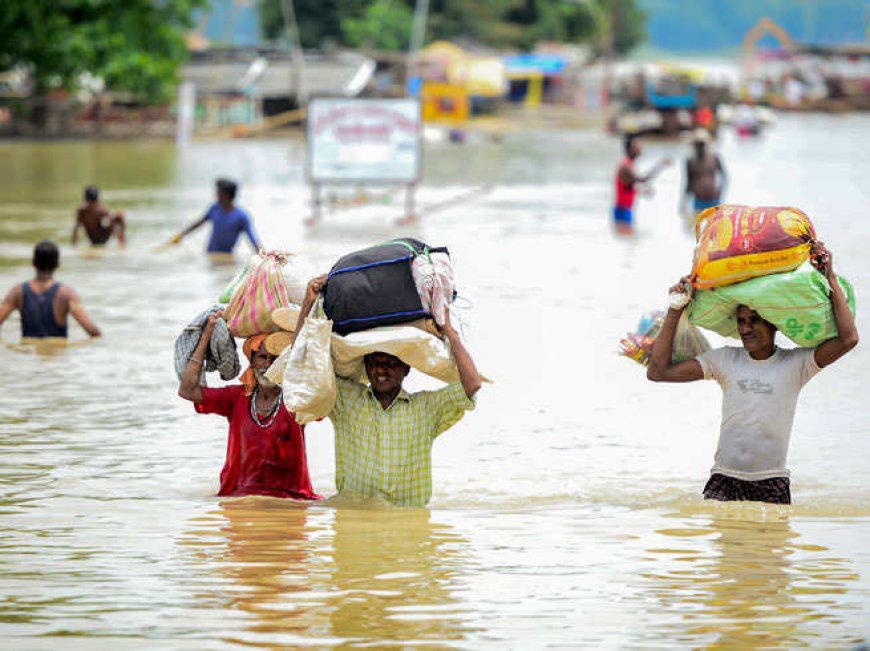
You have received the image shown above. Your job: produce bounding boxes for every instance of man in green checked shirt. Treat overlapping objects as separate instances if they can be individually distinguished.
[297,276,482,507]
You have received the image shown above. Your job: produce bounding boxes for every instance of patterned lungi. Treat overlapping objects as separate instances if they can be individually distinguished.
[703,473,791,505]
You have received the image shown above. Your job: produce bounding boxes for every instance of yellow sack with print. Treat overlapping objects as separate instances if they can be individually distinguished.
[691,205,815,289]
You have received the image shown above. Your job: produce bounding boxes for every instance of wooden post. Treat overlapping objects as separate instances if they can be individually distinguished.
[306,183,323,226]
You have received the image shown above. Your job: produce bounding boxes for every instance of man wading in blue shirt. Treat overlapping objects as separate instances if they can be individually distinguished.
[174,179,262,254]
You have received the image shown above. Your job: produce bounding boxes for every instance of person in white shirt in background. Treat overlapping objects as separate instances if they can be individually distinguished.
[646,241,858,504]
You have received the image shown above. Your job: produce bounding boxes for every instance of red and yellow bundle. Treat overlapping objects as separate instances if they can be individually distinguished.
[692,205,815,289]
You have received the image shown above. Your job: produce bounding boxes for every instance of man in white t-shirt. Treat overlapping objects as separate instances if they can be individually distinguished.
[647,242,858,504]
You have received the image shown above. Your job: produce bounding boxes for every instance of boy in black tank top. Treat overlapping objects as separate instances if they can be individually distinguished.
[0,241,101,340]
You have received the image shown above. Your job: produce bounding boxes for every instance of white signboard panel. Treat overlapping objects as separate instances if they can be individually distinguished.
[307,98,422,183]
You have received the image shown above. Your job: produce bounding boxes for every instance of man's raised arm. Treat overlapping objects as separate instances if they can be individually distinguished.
[440,317,482,399]
[294,275,329,337]
[647,277,704,383]
[812,242,859,369]
[178,312,220,403]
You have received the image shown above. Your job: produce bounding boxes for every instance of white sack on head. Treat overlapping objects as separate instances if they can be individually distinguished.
[332,325,460,385]
[269,304,459,385]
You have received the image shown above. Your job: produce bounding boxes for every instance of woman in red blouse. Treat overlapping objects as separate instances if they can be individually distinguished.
[178,312,320,500]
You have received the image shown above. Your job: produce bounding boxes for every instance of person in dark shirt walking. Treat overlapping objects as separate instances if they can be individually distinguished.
[0,241,101,340]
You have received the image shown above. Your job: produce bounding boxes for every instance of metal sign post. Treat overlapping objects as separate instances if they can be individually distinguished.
[402,182,417,224]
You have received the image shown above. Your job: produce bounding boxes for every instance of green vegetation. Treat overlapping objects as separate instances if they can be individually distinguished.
[345,1,414,51]
[258,0,646,55]
[0,0,205,104]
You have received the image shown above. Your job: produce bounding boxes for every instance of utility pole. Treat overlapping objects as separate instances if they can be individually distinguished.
[406,0,431,93]
[601,0,617,109]
[280,0,307,108]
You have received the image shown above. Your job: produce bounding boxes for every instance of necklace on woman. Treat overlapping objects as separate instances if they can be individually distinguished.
[250,386,282,429]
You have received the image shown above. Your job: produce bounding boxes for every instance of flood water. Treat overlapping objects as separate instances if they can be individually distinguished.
[1,114,869,649]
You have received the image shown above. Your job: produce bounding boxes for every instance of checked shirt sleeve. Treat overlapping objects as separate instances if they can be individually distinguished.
[422,382,475,439]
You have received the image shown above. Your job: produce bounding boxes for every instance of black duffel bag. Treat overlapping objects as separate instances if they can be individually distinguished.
[323,238,449,335]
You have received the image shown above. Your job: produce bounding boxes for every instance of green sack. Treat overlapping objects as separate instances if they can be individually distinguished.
[687,262,856,347]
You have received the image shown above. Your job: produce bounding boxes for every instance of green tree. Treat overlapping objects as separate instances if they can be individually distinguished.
[0,0,204,104]
[504,0,606,50]
[256,0,645,54]
[258,0,368,49]
[598,0,646,55]
[344,0,414,51]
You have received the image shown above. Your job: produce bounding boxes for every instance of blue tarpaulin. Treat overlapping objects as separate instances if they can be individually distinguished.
[503,54,567,76]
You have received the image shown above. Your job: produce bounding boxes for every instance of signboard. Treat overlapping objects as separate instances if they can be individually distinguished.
[307,98,422,184]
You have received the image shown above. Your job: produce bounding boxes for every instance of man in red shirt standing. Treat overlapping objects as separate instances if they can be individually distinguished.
[613,135,670,235]
[178,313,319,500]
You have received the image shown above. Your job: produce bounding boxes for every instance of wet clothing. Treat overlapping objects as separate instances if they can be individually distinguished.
[614,157,637,210]
[21,282,67,338]
[613,206,633,226]
[329,378,475,507]
[204,203,259,254]
[173,306,240,385]
[196,385,320,500]
[696,346,820,481]
[703,473,791,505]
[88,226,112,245]
[693,197,720,214]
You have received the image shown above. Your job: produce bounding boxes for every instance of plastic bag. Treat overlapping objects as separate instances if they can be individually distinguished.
[282,257,306,305]
[411,251,455,326]
[619,310,711,367]
[224,251,292,337]
[688,262,856,347]
[277,301,336,424]
[218,256,256,304]
[692,205,815,289]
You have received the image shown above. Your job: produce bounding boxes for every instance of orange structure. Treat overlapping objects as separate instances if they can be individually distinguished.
[743,17,795,55]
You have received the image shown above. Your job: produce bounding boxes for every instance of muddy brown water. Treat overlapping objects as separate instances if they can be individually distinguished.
[1,114,868,648]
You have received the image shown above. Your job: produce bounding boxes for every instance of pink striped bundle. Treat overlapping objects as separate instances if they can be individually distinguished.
[224,252,292,337]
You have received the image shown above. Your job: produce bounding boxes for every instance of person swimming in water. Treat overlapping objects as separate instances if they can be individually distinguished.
[0,240,101,340]
[72,185,127,247]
